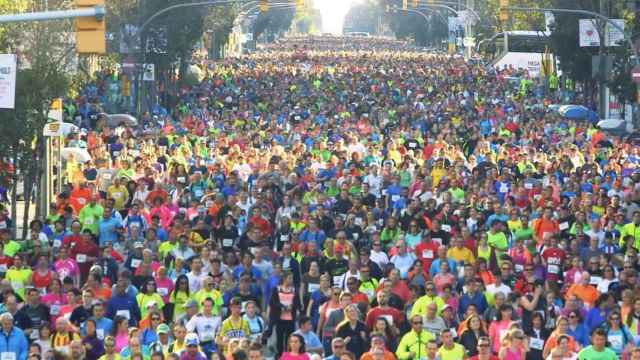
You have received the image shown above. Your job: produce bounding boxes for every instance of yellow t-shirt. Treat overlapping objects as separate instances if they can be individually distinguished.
[219,317,250,340]
[106,185,129,210]
[447,246,475,265]
[437,343,466,360]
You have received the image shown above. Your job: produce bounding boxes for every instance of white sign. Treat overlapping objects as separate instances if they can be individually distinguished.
[142,63,155,81]
[579,19,600,47]
[605,19,624,46]
[43,122,63,137]
[493,52,543,78]
[0,54,17,109]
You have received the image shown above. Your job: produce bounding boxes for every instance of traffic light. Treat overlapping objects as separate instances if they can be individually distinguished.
[499,0,509,22]
[259,0,269,12]
[74,0,106,54]
[402,0,408,10]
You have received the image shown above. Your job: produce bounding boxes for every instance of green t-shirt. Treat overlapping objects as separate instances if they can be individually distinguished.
[79,203,104,234]
[577,346,617,360]
[3,240,21,257]
[158,242,177,260]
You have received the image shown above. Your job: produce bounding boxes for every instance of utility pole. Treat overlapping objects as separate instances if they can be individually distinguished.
[598,0,608,119]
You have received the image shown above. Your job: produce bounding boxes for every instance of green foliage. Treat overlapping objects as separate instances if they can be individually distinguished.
[253,6,296,39]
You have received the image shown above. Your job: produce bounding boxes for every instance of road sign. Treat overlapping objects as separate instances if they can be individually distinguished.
[463,37,475,47]
[43,122,62,137]
[142,63,154,81]
[632,66,640,84]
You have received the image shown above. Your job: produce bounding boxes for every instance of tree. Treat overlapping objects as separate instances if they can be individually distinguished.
[0,0,73,238]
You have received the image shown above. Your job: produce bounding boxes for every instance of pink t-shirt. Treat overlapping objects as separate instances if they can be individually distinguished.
[54,259,79,281]
[489,320,511,354]
[279,353,310,360]
[155,276,175,302]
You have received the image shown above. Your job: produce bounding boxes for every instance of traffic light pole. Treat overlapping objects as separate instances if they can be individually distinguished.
[0,5,105,23]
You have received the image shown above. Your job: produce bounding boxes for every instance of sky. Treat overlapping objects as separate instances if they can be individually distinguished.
[312,0,364,34]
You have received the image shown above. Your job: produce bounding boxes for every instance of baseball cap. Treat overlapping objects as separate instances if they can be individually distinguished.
[185,333,199,346]
[157,324,170,334]
[184,299,198,309]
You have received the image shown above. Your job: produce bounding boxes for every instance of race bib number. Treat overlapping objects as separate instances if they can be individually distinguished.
[76,254,87,263]
[559,222,569,230]
[529,337,544,350]
[499,184,508,193]
[422,250,434,259]
[1,352,16,360]
[96,329,105,340]
[77,198,86,205]
[333,276,343,287]
[177,177,186,183]
[355,218,363,226]
[524,183,533,189]
[194,189,204,198]
[548,264,560,274]
[157,288,168,296]
[441,224,451,233]
[0,264,6,273]
[223,239,234,247]
[83,217,93,225]
[381,314,393,326]
[353,233,359,240]
[116,309,130,319]
[308,283,320,293]
[590,276,602,285]
[53,239,62,248]
[103,173,112,180]
[0,222,5,229]
[131,259,141,268]
[50,304,60,315]
[432,238,442,245]
[30,331,39,340]
[11,282,22,289]
[391,195,400,202]
[515,264,523,272]
[280,234,289,242]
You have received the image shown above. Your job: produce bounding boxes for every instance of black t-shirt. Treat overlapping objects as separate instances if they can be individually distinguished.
[70,305,93,327]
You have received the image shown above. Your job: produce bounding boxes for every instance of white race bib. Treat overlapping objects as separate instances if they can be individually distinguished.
[50,304,60,315]
[0,264,6,273]
[116,309,130,319]
[308,283,320,293]
[391,195,400,202]
[103,173,112,180]
[97,329,105,340]
[84,218,94,225]
[1,352,16,360]
[515,264,524,272]
[30,331,39,340]
[280,234,289,241]
[131,259,141,268]
[529,337,544,350]
[559,222,569,230]
[177,177,186,183]
[422,250,434,259]
[11,282,22,289]
[441,224,451,233]
[548,264,560,274]
[499,183,508,193]
[524,183,533,189]
[355,218,363,226]
[432,238,442,245]
[381,314,393,326]
[53,239,62,248]
[353,233,359,240]
[76,254,87,263]
[223,239,234,247]
[590,276,602,285]
[157,287,168,296]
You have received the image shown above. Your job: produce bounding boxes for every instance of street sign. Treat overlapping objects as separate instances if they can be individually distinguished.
[463,37,475,47]
[579,19,599,47]
[0,54,17,109]
[632,66,640,84]
[43,122,62,137]
[142,63,154,81]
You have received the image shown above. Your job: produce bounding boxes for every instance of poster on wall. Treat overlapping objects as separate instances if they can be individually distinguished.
[0,54,17,109]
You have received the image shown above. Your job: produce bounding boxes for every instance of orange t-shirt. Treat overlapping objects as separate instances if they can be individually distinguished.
[543,332,580,356]
[533,218,559,244]
[565,284,599,307]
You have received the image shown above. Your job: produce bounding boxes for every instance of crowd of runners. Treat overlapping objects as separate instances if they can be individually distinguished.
[0,35,639,360]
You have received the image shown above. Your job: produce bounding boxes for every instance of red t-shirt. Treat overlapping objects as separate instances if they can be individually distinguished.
[32,270,54,290]
[541,247,566,282]
[415,242,439,272]
[365,306,404,330]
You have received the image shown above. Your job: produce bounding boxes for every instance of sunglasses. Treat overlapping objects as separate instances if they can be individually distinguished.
[373,243,381,246]
[152,317,161,321]
[426,287,435,291]
[610,317,620,321]
[478,344,489,348]
[412,321,423,325]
